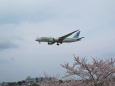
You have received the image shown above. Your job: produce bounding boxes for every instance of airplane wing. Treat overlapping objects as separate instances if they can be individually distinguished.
[59,30,79,42]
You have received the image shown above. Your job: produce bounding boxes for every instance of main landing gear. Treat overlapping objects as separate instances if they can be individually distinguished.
[57,43,59,45]
[57,42,62,46]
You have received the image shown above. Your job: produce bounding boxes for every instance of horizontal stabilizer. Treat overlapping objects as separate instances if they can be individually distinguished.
[76,37,85,41]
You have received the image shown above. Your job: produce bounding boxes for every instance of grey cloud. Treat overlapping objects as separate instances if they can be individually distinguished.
[0,12,53,24]
[10,57,15,61]
[0,58,9,64]
[0,41,18,51]
[0,59,6,64]
[0,57,16,65]
[0,0,115,26]
[0,0,55,24]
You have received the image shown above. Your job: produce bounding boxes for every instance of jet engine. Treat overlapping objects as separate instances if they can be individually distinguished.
[48,42,54,45]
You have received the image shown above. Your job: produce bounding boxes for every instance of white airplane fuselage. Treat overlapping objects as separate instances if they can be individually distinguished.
[35,30,84,45]
[36,37,77,43]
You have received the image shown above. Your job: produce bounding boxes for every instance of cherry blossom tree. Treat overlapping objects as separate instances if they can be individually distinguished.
[61,56,115,86]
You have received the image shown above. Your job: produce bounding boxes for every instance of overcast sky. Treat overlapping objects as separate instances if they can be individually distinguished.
[0,0,115,82]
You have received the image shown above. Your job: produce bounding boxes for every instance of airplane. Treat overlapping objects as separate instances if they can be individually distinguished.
[35,30,84,45]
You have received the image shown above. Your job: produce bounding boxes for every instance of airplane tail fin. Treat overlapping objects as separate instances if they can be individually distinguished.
[73,31,80,38]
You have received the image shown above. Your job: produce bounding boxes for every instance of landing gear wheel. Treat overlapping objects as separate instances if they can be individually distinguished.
[57,44,59,46]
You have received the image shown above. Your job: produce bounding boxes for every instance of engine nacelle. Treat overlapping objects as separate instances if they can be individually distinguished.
[48,42,54,45]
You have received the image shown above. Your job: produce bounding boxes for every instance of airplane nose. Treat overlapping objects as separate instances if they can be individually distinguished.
[35,38,38,41]
[35,37,40,41]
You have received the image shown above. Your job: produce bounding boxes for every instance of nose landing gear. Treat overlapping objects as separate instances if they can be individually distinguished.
[39,41,40,44]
